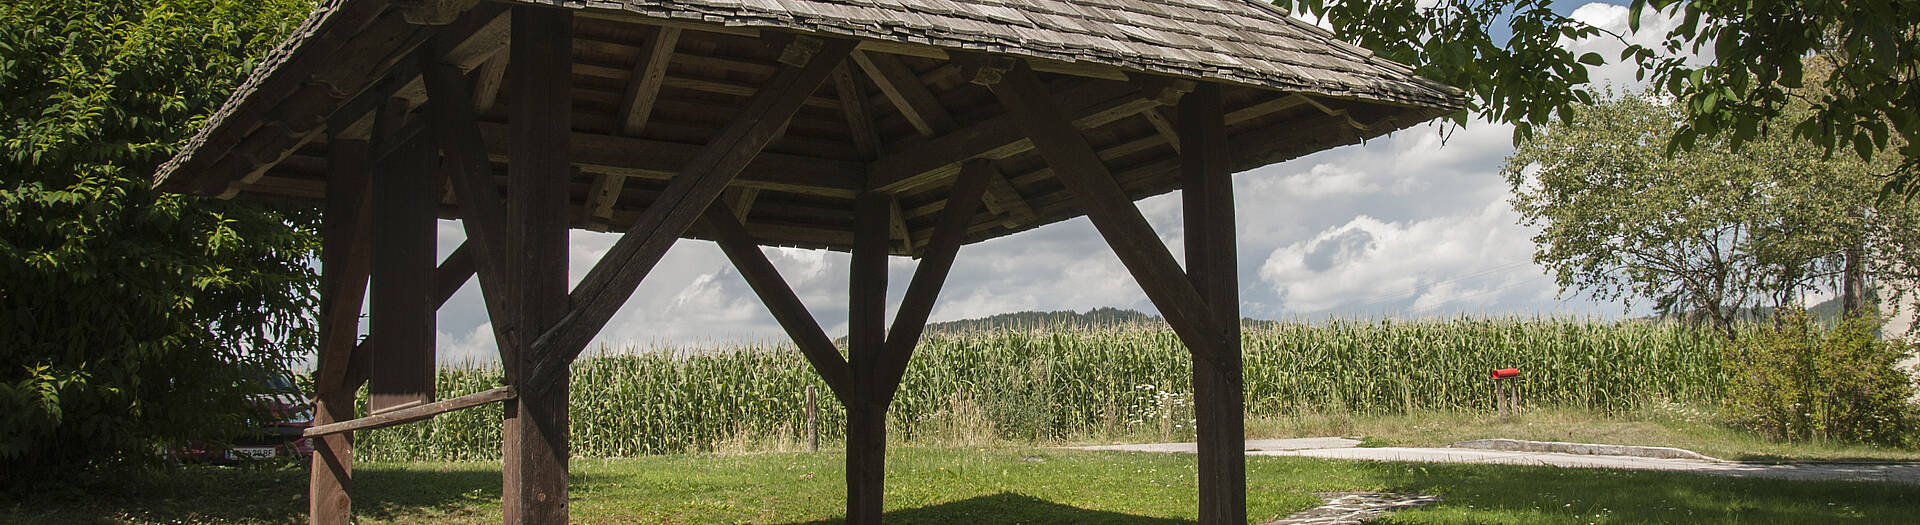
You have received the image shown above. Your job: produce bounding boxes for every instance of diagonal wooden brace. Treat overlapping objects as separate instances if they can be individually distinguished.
[424,55,523,367]
[987,59,1230,365]
[701,201,855,404]
[874,159,994,403]
[523,38,859,396]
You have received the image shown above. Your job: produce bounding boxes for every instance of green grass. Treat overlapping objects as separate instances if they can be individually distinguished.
[9,447,1916,524]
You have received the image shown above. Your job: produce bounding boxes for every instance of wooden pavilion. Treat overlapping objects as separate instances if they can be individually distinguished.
[153,0,1462,522]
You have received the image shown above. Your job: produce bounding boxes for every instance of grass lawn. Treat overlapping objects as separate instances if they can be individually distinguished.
[7,446,1916,524]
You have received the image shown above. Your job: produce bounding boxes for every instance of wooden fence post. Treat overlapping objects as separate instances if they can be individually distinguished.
[806,384,819,452]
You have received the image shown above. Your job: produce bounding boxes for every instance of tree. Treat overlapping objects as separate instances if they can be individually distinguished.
[1502,89,1912,338]
[0,0,317,485]
[1275,0,1920,196]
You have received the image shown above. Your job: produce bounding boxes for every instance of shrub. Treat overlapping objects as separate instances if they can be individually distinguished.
[0,0,316,488]
[1723,306,1919,447]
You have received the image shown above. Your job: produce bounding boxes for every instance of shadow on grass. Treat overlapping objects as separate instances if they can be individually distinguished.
[778,492,1193,525]
[2,461,512,525]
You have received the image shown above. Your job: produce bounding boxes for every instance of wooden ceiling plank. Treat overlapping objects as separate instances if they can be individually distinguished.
[850,50,955,137]
[867,79,1154,195]
[617,26,681,136]
[473,122,862,198]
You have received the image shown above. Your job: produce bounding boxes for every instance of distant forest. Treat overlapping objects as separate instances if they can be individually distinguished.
[922,307,1165,333]
[914,307,1291,335]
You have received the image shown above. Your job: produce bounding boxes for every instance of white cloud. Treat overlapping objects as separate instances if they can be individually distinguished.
[1564,2,1708,89]
[436,323,498,366]
[1259,197,1548,314]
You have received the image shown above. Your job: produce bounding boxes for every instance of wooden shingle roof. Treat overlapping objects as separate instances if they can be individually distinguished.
[590,0,1457,107]
[155,0,1464,253]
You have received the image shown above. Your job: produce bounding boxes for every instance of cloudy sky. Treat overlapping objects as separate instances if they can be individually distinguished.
[429,1,1682,363]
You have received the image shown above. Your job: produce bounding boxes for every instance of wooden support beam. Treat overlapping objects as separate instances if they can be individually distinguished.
[310,134,372,525]
[833,64,881,158]
[304,386,517,437]
[339,239,480,385]
[850,50,954,137]
[1130,74,1197,107]
[502,7,573,524]
[393,0,484,25]
[423,56,518,364]
[727,187,760,223]
[985,60,1227,366]
[473,123,865,198]
[1142,107,1181,154]
[431,241,478,305]
[699,201,854,404]
[315,141,375,395]
[327,5,509,139]
[874,160,992,402]
[1179,83,1246,525]
[367,98,437,414]
[581,171,623,232]
[161,0,390,192]
[1223,93,1311,126]
[979,169,1035,229]
[522,38,858,395]
[888,198,914,255]
[470,50,508,113]
[867,80,1159,194]
[845,192,891,525]
[617,26,679,136]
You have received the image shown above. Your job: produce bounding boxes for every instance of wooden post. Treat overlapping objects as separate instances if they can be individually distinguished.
[501,6,572,524]
[986,59,1243,522]
[310,136,372,525]
[368,97,437,414]
[845,192,891,525]
[1179,83,1246,525]
[806,384,819,452]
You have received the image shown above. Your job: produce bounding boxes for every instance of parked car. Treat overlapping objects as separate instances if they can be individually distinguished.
[172,371,316,464]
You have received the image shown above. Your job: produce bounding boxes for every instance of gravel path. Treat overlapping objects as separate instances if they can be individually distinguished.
[1066,438,1920,485]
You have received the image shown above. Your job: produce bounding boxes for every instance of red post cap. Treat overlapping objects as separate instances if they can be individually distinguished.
[1491,368,1520,379]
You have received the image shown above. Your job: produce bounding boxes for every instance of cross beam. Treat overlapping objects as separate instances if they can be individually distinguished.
[700,201,855,404]
[521,37,858,397]
[984,59,1230,365]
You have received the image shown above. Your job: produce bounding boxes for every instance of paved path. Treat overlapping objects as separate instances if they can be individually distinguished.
[1066,438,1920,485]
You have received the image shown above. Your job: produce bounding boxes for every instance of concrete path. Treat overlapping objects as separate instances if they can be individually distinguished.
[1066,439,1920,485]
[1071,437,1362,454]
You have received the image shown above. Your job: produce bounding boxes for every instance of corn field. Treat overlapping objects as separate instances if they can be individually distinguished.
[353,318,1728,461]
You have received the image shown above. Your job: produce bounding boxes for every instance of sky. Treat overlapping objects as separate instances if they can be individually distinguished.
[427,1,1686,363]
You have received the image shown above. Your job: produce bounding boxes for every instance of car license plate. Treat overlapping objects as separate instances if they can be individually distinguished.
[227,447,277,460]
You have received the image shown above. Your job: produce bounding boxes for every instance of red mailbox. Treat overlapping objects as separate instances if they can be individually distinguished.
[1491,368,1520,379]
